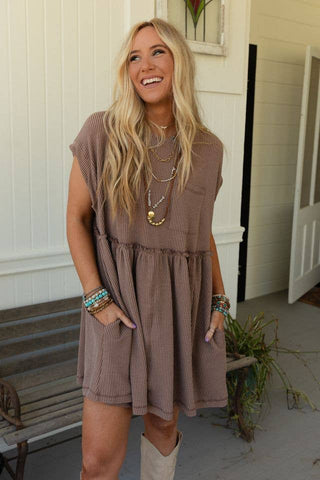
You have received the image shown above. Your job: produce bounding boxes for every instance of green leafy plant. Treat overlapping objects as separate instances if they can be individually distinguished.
[222,312,320,440]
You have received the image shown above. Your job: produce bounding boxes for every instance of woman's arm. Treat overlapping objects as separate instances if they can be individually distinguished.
[66,157,136,329]
[66,157,102,292]
[204,232,225,341]
[209,232,225,296]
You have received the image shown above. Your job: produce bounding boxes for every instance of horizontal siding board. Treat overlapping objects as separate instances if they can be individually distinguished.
[247,242,291,266]
[250,185,294,206]
[246,260,290,284]
[251,165,297,186]
[254,103,300,126]
[253,124,300,145]
[249,205,293,226]
[252,144,298,165]
[255,14,320,46]
[256,59,304,85]
[257,39,306,65]
[248,0,320,299]
[245,277,289,299]
[256,0,320,28]
[255,82,303,106]
[248,223,292,246]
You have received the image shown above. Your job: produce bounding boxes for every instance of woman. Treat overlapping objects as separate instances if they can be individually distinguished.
[67,17,230,480]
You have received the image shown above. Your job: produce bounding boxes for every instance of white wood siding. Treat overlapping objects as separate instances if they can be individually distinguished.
[0,0,250,314]
[247,0,320,299]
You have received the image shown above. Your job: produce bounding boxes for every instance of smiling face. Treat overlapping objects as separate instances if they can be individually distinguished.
[128,26,174,107]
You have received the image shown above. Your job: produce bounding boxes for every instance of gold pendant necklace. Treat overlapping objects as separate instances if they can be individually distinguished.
[149,138,177,162]
[143,152,180,226]
[149,119,175,130]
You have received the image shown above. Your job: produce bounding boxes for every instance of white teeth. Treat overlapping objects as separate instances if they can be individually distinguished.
[142,77,163,86]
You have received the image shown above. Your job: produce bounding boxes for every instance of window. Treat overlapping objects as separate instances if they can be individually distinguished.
[156,0,228,56]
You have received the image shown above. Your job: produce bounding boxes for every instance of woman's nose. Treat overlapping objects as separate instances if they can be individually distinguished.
[140,56,154,71]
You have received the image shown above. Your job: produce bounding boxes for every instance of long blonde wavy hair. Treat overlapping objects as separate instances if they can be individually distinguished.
[98,17,213,226]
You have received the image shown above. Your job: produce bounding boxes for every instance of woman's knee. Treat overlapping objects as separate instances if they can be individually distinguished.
[82,398,131,477]
[144,406,180,436]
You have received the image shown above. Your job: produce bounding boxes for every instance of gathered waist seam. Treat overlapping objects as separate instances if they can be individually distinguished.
[94,228,212,258]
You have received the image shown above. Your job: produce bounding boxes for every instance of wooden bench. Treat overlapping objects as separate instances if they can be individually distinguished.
[0,299,257,479]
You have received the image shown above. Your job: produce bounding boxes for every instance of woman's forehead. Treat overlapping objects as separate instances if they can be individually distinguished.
[131,26,163,48]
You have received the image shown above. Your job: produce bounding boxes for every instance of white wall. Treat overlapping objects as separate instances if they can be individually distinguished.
[247,0,320,299]
[0,0,251,316]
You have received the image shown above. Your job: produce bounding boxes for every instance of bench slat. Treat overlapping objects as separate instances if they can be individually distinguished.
[21,395,83,422]
[4,409,83,446]
[18,375,79,405]
[227,356,257,372]
[0,297,81,323]
[3,359,77,391]
[19,386,82,415]
[0,400,83,436]
[226,353,246,361]
[0,311,80,341]
[0,325,80,359]
[0,424,16,436]
[0,343,78,377]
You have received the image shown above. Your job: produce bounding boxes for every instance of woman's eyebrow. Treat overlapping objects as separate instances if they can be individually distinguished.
[129,44,168,55]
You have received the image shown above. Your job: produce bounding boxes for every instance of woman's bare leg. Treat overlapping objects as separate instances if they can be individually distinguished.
[142,405,180,455]
[81,397,132,480]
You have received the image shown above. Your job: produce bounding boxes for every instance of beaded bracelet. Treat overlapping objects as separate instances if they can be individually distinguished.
[212,294,230,308]
[211,293,230,317]
[82,286,114,314]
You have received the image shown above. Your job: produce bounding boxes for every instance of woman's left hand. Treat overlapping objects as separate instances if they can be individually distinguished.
[205,310,225,342]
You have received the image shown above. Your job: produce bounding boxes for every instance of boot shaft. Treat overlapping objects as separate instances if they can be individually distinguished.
[140,430,183,480]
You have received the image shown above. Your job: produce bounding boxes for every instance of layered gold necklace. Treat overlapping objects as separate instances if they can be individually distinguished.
[143,134,180,226]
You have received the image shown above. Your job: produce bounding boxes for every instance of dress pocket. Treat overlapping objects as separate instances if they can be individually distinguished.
[168,183,205,235]
[97,316,133,398]
[83,310,132,398]
[210,328,226,349]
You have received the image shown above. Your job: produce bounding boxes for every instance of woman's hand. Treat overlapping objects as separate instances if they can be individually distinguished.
[93,302,137,329]
[205,310,225,342]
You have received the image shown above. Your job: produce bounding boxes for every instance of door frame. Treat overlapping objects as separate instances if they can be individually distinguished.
[237,43,257,302]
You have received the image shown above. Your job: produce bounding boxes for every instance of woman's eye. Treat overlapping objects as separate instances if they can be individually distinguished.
[129,49,165,62]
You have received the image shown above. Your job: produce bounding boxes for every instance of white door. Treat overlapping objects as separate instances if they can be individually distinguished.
[288,46,320,304]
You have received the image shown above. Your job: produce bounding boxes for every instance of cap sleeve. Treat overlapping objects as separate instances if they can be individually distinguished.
[214,159,223,202]
[213,138,224,203]
[69,113,98,209]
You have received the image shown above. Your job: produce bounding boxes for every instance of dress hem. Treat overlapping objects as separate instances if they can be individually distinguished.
[77,376,228,421]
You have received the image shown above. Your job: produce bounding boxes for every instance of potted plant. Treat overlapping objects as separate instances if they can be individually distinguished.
[203,312,319,442]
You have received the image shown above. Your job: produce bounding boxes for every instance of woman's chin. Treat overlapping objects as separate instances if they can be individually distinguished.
[140,93,172,106]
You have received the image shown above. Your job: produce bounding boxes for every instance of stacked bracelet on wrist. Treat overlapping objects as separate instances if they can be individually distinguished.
[211,293,230,317]
[82,285,114,315]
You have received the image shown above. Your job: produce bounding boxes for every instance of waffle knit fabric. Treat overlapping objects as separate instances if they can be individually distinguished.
[69,111,228,421]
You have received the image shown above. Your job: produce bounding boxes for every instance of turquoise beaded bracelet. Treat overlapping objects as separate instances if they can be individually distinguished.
[82,286,112,313]
[83,289,109,308]
[211,293,230,317]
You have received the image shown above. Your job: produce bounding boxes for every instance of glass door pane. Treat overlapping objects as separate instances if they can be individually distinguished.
[301,56,320,208]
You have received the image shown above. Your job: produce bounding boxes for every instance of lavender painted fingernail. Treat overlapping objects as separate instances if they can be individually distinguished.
[132,323,137,328]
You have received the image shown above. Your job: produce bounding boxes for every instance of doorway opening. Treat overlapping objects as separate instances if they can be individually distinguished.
[237,43,257,302]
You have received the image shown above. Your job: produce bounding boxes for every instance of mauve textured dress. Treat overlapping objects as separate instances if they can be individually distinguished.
[69,111,228,421]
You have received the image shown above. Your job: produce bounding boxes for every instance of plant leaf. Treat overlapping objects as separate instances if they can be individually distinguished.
[185,0,205,27]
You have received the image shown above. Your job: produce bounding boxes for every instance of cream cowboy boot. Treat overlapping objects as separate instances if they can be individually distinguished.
[140,430,183,480]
